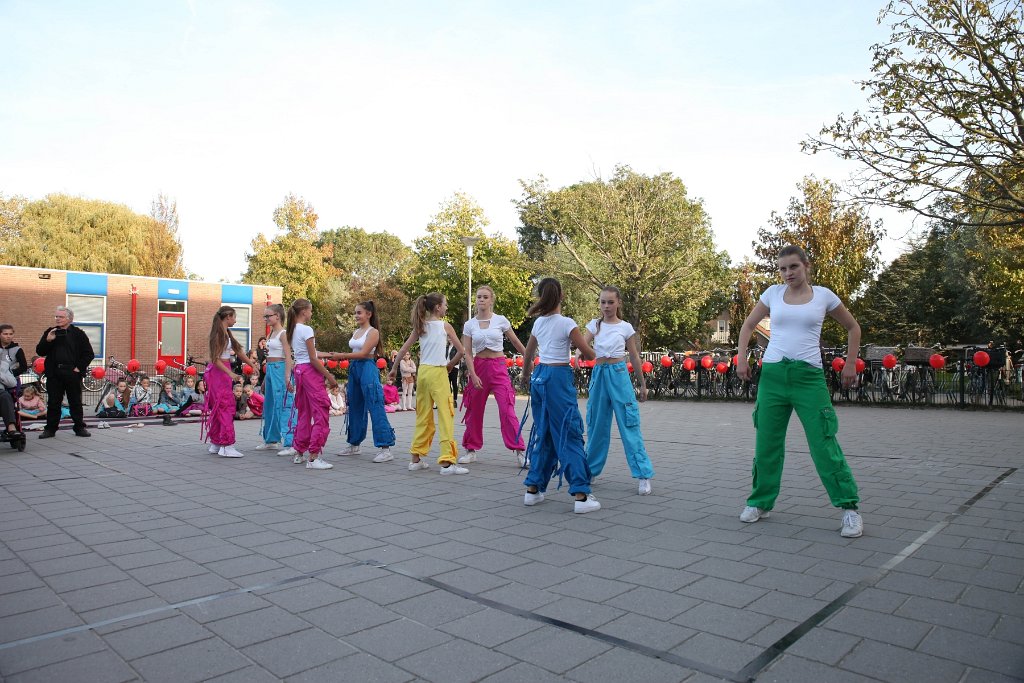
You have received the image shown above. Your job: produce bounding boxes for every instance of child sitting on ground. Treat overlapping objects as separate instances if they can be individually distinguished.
[17,385,46,419]
[244,384,264,418]
[234,383,253,420]
[328,383,347,416]
[129,376,157,417]
[97,380,130,418]
[154,380,180,414]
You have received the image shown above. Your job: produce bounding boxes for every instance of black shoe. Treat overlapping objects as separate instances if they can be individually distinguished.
[162,415,176,426]
[74,429,91,437]
[39,430,56,439]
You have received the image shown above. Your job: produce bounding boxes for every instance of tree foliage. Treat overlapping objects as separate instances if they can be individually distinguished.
[804,0,1024,227]
[405,193,534,332]
[728,259,771,347]
[3,194,185,277]
[855,219,1022,343]
[753,176,884,305]
[242,194,335,318]
[516,166,732,349]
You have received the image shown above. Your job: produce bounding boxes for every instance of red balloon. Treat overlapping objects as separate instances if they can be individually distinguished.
[854,358,866,374]
[973,351,989,367]
[376,358,387,369]
[627,362,634,373]
[505,357,513,368]
[185,365,198,376]
[534,357,540,366]
[929,354,946,370]
[340,359,350,369]
[33,357,45,373]
[91,366,105,379]
[682,357,696,371]
[715,362,728,374]
[569,358,576,368]
[326,359,338,369]
[732,355,739,367]
[641,361,653,373]
[587,360,596,369]
[154,359,167,374]
[242,364,254,375]
[882,353,898,370]
[660,355,673,368]
[832,357,846,373]
[127,359,141,373]
[700,355,713,370]
[515,357,524,368]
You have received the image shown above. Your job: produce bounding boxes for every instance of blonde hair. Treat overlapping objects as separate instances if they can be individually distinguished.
[410,293,445,336]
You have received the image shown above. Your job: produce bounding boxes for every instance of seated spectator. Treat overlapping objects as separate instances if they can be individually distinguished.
[328,383,346,416]
[244,384,264,418]
[154,380,180,414]
[383,382,400,413]
[190,378,208,415]
[97,380,130,418]
[0,323,26,438]
[172,376,201,416]
[129,376,157,417]
[233,383,253,420]
[17,385,46,419]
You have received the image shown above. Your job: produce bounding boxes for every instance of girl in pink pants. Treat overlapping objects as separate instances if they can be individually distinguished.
[459,286,528,466]
[203,306,259,458]
[287,298,338,470]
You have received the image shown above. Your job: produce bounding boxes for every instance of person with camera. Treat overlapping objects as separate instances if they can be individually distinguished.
[35,306,94,439]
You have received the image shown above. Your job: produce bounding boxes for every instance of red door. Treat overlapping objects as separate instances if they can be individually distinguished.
[158,313,186,366]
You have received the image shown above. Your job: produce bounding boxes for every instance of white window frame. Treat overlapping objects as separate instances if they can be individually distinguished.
[65,294,106,365]
[224,303,252,353]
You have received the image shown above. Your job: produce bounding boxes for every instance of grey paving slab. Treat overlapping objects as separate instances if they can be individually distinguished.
[0,403,1021,682]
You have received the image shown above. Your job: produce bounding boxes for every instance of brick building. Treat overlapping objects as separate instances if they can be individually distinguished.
[0,265,282,368]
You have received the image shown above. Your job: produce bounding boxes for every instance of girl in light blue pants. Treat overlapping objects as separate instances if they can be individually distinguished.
[583,286,654,495]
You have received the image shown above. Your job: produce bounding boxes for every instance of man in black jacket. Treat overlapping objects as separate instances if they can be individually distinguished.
[36,306,94,438]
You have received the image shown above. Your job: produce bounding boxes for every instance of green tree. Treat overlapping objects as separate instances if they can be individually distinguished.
[804,0,1024,227]
[753,176,884,306]
[516,166,732,349]
[406,193,534,332]
[0,193,27,261]
[242,194,335,318]
[728,259,771,347]
[315,227,415,352]
[4,194,185,277]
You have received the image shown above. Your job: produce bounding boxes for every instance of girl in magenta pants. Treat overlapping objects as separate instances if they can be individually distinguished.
[203,306,259,458]
[459,286,527,466]
[286,298,337,470]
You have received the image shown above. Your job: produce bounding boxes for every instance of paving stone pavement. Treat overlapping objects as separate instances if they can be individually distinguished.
[0,399,1021,682]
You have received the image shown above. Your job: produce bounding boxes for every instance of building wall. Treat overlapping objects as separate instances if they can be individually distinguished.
[0,266,282,366]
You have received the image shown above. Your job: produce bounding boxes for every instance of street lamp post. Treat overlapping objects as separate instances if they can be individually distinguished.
[460,236,481,323]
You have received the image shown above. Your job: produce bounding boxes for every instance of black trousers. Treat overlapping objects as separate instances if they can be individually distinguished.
[45,369,86,432]
[0,389,16,429]
[448,369,459,402]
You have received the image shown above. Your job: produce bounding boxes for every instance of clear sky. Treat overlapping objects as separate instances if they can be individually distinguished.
[1,0,913,282]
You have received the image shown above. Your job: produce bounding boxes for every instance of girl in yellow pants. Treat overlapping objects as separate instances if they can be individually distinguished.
[390,293,475,474]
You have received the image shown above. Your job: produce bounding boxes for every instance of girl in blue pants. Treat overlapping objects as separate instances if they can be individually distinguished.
[323,300,396,463]
[582,286,655,495]
[256,304,296,455]
[521,278,599,514]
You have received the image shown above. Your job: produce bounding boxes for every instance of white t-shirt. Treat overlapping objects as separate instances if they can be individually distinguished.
[463,315,511,354]
[266,329,285,357]
[291,323,315,365]
[759,284,842,367]
[349,328,376,356]
[585,319,635,359]
[419,320,448,366]
[532,314,579,364]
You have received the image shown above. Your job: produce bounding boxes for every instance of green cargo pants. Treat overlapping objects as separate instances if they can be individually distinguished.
[748,359,859,511]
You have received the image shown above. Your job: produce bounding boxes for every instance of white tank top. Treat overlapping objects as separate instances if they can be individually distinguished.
[349,328,376,356]
[219,340,232,359]
[419,320,448,366]
[266,329,285,357]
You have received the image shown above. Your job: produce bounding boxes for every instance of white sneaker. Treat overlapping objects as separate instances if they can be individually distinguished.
[208,443,220,454]
[277,446,297,457]
[219,446,244,458]
[457,450,477,464]
[739,506,770,523]
[638,479,652,496]
[440,464,469,475]
[841,510,863,538]
[516,451,527,467]
[255,442,281,451]
[524,491,545,506]
[306,457,333,470]
[373,448,393,463]
[338,444,361,456]
[408,460,429,471]
[574,495,601,514]
[293,453,306,464]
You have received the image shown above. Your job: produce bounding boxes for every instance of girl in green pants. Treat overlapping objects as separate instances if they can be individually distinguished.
[735,245,864,538]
